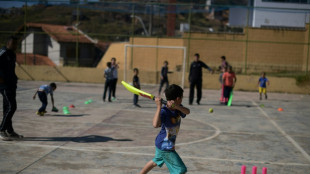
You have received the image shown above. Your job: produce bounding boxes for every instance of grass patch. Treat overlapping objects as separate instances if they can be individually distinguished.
[295,74,310,86]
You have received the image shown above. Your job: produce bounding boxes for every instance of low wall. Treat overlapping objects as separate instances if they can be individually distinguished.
[15,65,310,94]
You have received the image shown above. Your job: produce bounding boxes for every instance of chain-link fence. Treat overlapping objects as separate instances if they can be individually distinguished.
[0,0,309,76]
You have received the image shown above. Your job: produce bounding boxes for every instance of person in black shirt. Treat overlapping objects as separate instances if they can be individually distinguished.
[0,36,23,141]
[158,61,172,95]
[133,68,141,107]
[188,53,213,105]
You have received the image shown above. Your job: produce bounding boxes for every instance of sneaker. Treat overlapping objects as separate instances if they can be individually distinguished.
[36,111,44,116]
[0,131,12,141]
[43,110,47,113]
[265,95,268,100]
[112,97,117,101]
[7,131,23,140]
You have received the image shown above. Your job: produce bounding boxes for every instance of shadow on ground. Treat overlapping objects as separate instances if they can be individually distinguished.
[24,135,133,143]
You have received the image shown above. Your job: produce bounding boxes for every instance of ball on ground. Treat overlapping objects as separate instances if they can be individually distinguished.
[209,108,213,113]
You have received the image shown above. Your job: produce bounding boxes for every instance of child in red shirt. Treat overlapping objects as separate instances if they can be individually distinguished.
[222,66,237,105]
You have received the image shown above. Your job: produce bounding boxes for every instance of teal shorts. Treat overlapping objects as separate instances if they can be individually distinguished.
[152,147,187,174]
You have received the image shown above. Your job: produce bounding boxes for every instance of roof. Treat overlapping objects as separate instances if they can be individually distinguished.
[21,23,93,44]
[16,53,56,66]
[95,41,110,52]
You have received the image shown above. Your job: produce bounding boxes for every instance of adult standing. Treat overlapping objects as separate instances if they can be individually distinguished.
[0,36,23,141]
[188,53,213,105]
[111,57,119,101]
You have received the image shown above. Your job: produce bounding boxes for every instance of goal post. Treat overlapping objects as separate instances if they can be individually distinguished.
[124,44,187,88]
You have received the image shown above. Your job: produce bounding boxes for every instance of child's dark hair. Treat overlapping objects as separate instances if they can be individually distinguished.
[194,53,200,58]
[111,57,116,61]
[164,84,183,101]
[226,65,232,71]
[221,56,226,60]
[164,60,168,64]
[50,82,57,89]
[107,62,111,68]
[133,68,139,73]
[8,36,17,42]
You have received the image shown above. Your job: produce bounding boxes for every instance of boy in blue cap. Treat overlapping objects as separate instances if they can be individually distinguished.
[140,84,190,174]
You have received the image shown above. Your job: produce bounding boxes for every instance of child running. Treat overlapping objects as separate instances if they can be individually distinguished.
[140,84,190,174]
[258,72,270,100]
[33,83,57,116]
[222,66,237,105]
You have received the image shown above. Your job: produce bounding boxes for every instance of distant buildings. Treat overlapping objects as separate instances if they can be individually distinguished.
[17,23,106,67]
[229,0,310,28]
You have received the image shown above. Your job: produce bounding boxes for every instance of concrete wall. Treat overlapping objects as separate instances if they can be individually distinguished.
[98,25,309,74]
[184,25,309,73]
[97,42,127,69]
[15,65,310,94]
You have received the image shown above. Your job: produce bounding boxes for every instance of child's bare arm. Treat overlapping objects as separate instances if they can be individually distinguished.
[33,90,38,100]
[174,105,190,115]
[152,97,162,128]
[50,94,55,107]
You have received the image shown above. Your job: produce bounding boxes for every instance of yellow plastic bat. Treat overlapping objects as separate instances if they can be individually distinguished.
[121,81,167,104]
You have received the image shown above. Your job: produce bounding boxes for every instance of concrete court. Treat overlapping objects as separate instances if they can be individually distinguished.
[0,80,310,174]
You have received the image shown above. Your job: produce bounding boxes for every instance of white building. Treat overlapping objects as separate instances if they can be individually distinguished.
[229,0,310,28]
[19,23,101,67]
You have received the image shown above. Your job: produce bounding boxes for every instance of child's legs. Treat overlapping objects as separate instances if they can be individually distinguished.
[196,80,202,103]
[103,81,109,100]
[162,150,187,174]
[223,86,232,103]
[165,79,169,90]
[220,84,225,102]
[108,81,113,100]
[223,86,230,98]
[38,91,48,112]
[140,160,157,174]
[189,81,196,104]
[112,78,117,97]
[140,147,163,174]
[159,79,165,93]
[259,87,263,95]
[262,88,267,95]
[133,94,139,105]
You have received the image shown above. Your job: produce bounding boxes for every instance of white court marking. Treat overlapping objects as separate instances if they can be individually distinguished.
[2,141,310,167]
[252,100,310,163]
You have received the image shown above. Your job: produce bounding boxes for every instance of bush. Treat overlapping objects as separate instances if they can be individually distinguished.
[295,75,310,86]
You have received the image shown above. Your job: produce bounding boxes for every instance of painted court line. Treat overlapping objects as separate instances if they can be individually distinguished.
[2,141,309,167]
[252,100,310,163]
